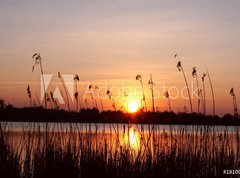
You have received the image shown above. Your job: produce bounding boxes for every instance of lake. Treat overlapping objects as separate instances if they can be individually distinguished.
[1,122,240,177]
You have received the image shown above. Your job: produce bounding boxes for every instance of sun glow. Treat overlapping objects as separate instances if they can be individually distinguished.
[128,100,139,113]
[129,128,140,148]
[123,127,140,151]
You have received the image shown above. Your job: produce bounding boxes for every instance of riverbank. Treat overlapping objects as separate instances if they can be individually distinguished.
[0,107,239,126]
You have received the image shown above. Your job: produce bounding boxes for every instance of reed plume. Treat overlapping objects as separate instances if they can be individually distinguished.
[175,54,193,113]
[230,88,238,118]
[32,53,48,149]
[45,93,53,109]
[32,53,47,108]
[74,74,80,112]
[50,92,58,109]
[136,74,147,112]
[88,84,97,109]
[58,72,71,111]
[27,85,32,107]
[202,73,207,115]
[106,89,116,111]
[192,67,200,113]
[163,90,171,112]
[95,86,103,111]
[148,74,155,112]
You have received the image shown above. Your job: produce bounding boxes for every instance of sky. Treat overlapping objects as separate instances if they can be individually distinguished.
[0,0,240,115]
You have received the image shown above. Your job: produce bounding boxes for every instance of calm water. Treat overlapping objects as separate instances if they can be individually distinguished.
[1,122,239,177]
[1,122,239,156]
[2,122,239,133]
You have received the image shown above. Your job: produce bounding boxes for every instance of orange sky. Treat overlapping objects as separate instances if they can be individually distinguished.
[0,0,240,115]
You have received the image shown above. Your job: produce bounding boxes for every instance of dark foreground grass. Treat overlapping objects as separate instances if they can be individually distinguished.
[0,123,239,178]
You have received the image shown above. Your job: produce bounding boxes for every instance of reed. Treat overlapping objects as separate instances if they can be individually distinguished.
[58,72,71,111]
[202,73,207,115]
[119,91,128,112]
[230,88,238,118]
[106,90,116,111]
[95,86,104,111]
[45,93,53,109]
[205,65,216,116]
[27,85,32,107]
[0,122,239,178]
[163,90,171,112]
[32,53,47,109]
[74,74,80,112]
[88,84,97,109]
[136,74,147,112]
[192,67,200,113]
[148,74,155,112]
[50,91,59,109]
[175,55,193,113]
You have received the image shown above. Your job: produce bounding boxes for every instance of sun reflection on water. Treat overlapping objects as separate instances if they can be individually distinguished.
[123,127,140,151]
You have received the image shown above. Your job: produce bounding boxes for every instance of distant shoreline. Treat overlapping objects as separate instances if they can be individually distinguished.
[0,106,239,126]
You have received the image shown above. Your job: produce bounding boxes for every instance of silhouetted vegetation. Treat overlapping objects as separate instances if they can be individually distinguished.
[175,55,193,113]
[1,106,240,126]
[0,52,239,178]
[0,121,239,178]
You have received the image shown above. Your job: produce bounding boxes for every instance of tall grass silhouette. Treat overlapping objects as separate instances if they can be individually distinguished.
[95,86,104,111]
[106,89,116,111]
[74,74,80,112]
[45,93,53,109]
[0,123,239,178]
[27,85,32,107]
[120,91,128,112]
[35,92,41,107]
[148,74,155,112]
[202,73,207,115]
[58,72,71,111]
[192,67,200,113]
[50,91,58,109]
[5,52,240,178]
[32,53,49,151]
[164,90,171,112]
[136,74,147,112]
[206,65,216,116]
[32,53,47,108]
[88,84,98,109]
[175,55,193,113]
[230,88,238,118]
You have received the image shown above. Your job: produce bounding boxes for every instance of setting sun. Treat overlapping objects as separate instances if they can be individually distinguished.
[128,100,139,113]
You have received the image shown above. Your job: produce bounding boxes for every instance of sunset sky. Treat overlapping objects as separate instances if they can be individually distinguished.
[0,0,240,115]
